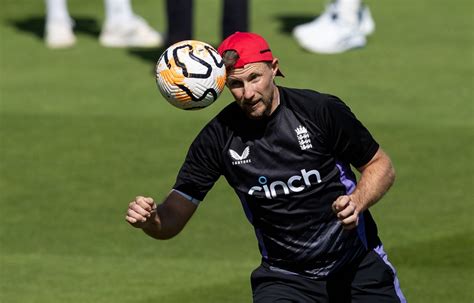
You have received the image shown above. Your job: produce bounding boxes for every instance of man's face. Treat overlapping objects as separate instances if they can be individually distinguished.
[226,59,279,120]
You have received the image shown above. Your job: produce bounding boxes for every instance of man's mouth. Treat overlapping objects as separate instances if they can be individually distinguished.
[245,100,260,109]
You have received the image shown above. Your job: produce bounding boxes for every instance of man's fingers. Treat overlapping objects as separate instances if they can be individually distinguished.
[127,208,146,222]
[135,196,155,206]
[332,195,351,213]
[125,215,137,224]
[134,197,155,213]
[129,202,151,217]
[337,202,356,219]
[332,197,359,230]
[340,205,359,230]
[341,211,359,226]
[126,196,158,228]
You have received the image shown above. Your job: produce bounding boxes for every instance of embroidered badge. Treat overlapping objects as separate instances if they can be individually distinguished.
[295,125,313,150]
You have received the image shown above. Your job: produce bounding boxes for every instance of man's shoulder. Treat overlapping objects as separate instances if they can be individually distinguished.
[217,101,241,118]
[195,102,239,140]
[279,86,342,113]
[280,86,322,98]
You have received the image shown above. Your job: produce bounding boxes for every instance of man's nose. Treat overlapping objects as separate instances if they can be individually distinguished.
[243,82,255,100]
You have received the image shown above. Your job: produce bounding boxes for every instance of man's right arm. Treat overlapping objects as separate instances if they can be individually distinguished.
[125,190,198,240]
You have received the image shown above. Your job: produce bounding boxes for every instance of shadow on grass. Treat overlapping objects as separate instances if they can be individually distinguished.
[7,15,101,41]
[7,14,320,65]
[125,15,321,65]
[8,15,163,69]
[127,48,167,77]
[274,14,319,35]
[128,47,166,65]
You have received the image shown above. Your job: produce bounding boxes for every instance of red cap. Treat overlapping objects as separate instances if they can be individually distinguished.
[217,32,284,76]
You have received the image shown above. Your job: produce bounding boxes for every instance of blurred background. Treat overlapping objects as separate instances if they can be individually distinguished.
[1,0,473,302]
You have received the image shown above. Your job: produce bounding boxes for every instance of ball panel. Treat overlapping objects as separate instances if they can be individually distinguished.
[155,40,226,110]
[216,75,226,92]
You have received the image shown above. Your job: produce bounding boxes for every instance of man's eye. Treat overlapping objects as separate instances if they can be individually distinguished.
[249,75,260,82]
[228,81,243,88]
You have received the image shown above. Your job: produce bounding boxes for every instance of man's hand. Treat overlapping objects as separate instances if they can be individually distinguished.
[125,196,160,229]
[332,195,359,230]
[124,191,197,240]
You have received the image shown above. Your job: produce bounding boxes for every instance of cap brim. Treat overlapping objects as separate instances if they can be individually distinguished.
[276,69,284,77]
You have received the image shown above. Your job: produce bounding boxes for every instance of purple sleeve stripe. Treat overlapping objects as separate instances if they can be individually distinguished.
[336,162,356,194]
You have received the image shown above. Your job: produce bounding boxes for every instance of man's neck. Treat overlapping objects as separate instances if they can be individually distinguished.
[269,85,280,115]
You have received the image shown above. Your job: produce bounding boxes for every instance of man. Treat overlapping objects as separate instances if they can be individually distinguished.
[125,32,406,302]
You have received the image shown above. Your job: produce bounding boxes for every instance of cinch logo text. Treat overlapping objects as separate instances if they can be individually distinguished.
[248,169,322,199]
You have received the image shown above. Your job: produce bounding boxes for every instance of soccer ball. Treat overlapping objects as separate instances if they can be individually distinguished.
[155,40,226,110]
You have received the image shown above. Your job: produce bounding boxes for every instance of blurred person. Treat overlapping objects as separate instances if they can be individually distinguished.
[44,0,163,48]
[293,0,375,54]
[125,32,406,302]
[165,0,248,46]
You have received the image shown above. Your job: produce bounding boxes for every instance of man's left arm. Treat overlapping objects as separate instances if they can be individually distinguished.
[332,147,395,230]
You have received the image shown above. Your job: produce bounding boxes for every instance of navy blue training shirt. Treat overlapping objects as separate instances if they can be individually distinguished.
[174,86,381,278]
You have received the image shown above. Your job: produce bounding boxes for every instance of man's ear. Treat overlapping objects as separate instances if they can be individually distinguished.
[271,58,279,77]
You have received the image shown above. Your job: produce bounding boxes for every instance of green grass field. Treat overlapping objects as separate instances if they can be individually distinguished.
[1,0,473,302]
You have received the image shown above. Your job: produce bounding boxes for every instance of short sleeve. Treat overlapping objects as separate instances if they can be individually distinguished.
[318,95,379,168]
[173,120,224,201]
